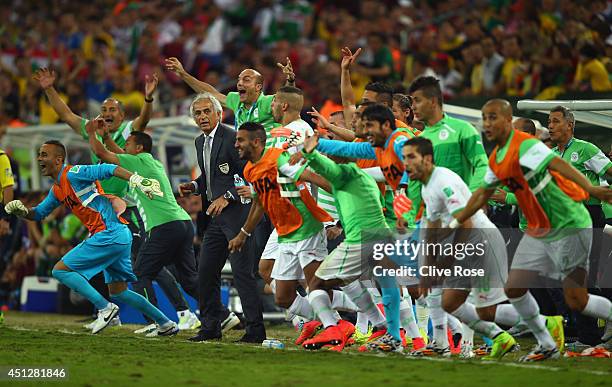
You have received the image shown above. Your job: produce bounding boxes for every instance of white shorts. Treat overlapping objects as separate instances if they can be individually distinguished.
[511,228,592,281]
[271,230,327,280]
[261,229,278,260]
[315,242,364,281]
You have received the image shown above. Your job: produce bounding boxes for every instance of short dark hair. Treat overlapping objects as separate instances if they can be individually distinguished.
[277,85,303,96]
[550,105,575,127]
[515,118,536,135]
[43,140,66,161]
[393,94,414,124]
[239,122,267,144]
[361,104,396,131]
[365,82,393,105]
[130,131,153,153]
[408,76,443,107]
[404,136,433,158]
[356,101,375,110]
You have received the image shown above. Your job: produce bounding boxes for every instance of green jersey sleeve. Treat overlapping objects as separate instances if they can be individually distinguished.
[277,151,308,180]
[116,153,139,171]
[581,142,612,176]
[80,118,90,139]
[518,139,556,173]
[303,150,347,188]
[257,94,275,117]
[225,92,240,112]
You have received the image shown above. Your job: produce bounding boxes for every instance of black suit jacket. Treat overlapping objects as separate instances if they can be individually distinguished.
[194,123,249,229]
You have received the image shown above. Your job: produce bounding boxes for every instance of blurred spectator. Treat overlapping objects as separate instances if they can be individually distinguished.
[111,74,145,112]
[572,44,612,92]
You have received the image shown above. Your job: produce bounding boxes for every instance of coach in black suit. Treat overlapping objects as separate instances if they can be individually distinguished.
[179,93,265,343]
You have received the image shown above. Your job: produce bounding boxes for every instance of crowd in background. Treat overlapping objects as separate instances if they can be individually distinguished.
[0,0,611,129]
[1,0,611,307]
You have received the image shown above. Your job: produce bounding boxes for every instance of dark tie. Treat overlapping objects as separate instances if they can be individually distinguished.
[204,135,212,201]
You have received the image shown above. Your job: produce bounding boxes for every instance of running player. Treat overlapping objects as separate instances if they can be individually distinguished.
[454,99,612,361]
[229,122,359,344]
[86,120,201,335]
[4,141,177,335]
[296,132,405,352]
[403,136,516,360]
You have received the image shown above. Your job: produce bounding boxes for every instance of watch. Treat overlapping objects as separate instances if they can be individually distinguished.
[223,191,234,201]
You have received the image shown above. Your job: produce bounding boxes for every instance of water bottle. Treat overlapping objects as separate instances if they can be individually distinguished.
[233,174,252,204]
[262,339,285,349]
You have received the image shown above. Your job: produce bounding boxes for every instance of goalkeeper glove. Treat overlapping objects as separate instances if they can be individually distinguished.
[129,173,164,199]
[5,200,29,217]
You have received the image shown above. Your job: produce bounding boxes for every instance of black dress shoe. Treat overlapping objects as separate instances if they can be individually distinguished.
[188,330,222,342]
[235,334,265,344]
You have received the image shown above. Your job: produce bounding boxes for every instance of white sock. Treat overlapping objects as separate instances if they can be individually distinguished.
[331,289,360,312]
[368,286,382,304]
[308,289,339,327]
[341,280,386,328]
[447,313,463,335]
[356,312,370,333]
[582,294,612,321]
[287,294,315,321]
[462,323,474,345]
[270,280,276,294]
[494,304,523,327]
[427,292,449,347]
[510,292,556,350]
[399,299,421,339]
[451,303,503,339]
[416,295,430,331]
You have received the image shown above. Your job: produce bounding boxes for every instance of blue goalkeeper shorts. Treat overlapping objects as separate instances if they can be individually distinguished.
[62,226,137,284]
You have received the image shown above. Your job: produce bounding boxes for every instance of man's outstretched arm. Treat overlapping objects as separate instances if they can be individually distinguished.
[165,57,227,105]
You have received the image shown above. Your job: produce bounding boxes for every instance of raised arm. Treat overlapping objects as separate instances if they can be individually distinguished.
[164,57,227,105]
[308,107,355,142]
[86,119,121,165]
[33,68,82,132]
[277,57,296,87]
[132,74,158,131]
[340,47,360,126]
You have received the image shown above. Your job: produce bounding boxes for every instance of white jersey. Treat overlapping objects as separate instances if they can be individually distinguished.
[276,118,314,154]
[422,166,493,228]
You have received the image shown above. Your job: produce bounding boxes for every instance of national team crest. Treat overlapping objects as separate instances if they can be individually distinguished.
[219,163,230,174]
[439,129,449,140]
[570,152,579,162]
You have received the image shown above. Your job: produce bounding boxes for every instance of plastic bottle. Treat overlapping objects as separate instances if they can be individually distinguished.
[233,174,252,204]
[262,339,285,349]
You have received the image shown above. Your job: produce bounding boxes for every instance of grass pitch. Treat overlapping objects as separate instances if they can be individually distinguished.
[0,311,610,386]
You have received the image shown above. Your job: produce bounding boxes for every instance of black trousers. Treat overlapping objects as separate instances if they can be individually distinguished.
[133,220,200,307]
[125,208,189,314]
[198,206,265,338]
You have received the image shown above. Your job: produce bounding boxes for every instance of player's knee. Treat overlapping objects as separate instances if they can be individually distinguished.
[274,293,294,309]
[476,306,496,321]
[504,287,525,300]
[564,292,587,312]
[108,282,128,296]
[441,297,460,314]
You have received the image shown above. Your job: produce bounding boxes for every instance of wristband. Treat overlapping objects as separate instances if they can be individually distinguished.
[145,97,154,103]
[240,227,252,237]
[449,219,461,229]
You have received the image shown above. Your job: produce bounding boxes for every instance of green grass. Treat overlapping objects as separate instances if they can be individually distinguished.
[0,311,610,386]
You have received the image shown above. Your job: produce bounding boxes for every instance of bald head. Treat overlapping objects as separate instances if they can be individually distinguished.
[484,99,513,118]
[239,69,264,86]
[514,117,536,135]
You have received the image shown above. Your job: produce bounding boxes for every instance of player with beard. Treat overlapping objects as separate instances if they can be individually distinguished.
[454,99,612,361]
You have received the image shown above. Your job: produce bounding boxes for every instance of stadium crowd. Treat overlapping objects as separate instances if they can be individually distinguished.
[0,0,611,361]
[0,0,611,129]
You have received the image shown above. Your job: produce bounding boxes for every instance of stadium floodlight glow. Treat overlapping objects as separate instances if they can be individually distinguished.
[517,100,612,111]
